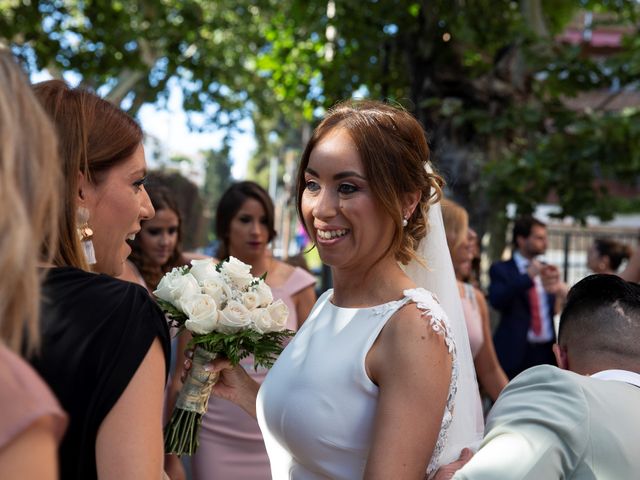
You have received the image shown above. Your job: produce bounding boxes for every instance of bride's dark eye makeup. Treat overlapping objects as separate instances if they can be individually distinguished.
[305,179,320,192]
[338,183,358,195]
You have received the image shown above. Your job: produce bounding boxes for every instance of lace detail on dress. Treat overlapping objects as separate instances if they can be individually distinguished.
[402,288,459,478]
[371,299,405,317]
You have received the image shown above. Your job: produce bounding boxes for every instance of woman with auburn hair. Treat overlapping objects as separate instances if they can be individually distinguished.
[31,79,171,480]
[0,49,67,480]
[441,198,508,402]
[198,100,483,479]
[190,180,317,480]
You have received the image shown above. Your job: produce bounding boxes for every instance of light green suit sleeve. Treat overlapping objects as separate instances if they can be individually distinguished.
[454,365,589,480]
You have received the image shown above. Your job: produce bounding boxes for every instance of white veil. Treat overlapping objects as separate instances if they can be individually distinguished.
[403,169,484,466]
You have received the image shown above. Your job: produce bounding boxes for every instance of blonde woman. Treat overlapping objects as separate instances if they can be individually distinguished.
[0,50,67,479]
[441,199,508,402]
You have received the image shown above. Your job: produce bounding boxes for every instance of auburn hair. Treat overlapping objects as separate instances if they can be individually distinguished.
[32,79,143,271]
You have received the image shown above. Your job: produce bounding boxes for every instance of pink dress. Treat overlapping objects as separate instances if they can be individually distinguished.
[191,267,316,480]
[0,344,67,450]
[460,283,484,359]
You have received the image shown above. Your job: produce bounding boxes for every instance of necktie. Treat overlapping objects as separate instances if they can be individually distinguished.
[528,285,542,336]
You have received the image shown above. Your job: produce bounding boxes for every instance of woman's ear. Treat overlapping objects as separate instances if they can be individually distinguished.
[402,191,422,220]
[77,171,87,206]
[76,171,97,211]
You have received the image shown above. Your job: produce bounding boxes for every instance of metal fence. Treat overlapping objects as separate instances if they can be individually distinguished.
[545,226,638,285]
[303,225,640,296]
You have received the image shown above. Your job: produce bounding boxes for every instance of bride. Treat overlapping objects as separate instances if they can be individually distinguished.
[205,100,483,479]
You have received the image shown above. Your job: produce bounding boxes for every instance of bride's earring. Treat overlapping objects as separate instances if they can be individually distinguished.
[76,206,96,265]
[402,216,408,228]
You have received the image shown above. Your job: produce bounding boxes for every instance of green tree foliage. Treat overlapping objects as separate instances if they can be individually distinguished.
[281,1,640,225]
[1,0,282,122]
[202,143,234,243]
[5,0,640,244]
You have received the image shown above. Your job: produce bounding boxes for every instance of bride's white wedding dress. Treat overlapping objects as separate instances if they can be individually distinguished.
[257,195,484,479]
[257,287,465,479]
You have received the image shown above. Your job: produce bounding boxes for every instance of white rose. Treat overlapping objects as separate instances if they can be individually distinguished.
[189,258,219,283]
[250,307,275,334]
[253,280,273,307]
[154,270,200,307]
[218,300,252,333]
[242,291,260,311]
[201,274,232,307]
[266,299,289,331]
[154,268,183,303]
[182,294,219,334]
[221,256,254,289]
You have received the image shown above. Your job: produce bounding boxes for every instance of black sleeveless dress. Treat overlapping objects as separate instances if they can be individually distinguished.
[30,267,171,479]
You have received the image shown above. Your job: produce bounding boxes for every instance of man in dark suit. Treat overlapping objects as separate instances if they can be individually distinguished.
[489,216,562,378]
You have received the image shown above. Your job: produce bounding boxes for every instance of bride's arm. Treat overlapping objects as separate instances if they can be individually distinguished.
[364,303,452,479]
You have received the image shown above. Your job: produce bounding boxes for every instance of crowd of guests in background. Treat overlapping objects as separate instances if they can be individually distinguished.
[1,45,640,480]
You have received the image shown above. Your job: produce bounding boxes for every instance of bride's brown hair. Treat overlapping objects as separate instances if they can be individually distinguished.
[296,100,443,265]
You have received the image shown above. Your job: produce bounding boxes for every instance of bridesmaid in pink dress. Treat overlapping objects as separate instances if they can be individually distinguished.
[191,181,316,480]
[442,199,508,402]
[0,50,67,479]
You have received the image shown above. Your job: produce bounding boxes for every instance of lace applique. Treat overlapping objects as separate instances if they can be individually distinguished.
[371,299,405,317]
[402,288,459,478]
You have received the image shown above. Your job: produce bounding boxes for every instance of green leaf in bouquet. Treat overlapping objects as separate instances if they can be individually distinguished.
[189,329,295,370]
[251,330,296,368]
[156,298,188,327]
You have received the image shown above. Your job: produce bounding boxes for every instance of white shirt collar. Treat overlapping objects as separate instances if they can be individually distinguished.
[591,369,640,388]
[513,251,529,273]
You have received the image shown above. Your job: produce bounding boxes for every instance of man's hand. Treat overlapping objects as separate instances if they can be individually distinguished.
[540,265,569,297]
[527,260,543,279]
[432,448,474,480]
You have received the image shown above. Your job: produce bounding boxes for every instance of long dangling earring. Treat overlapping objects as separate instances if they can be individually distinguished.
[76,206,96,265]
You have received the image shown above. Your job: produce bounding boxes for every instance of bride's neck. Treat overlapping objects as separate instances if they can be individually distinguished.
[330,256,414,308]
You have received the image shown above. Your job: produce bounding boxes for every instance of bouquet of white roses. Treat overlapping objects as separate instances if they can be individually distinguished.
[154,256,293,456]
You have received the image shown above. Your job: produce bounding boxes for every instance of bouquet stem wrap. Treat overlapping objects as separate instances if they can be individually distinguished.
[164,347,219,455]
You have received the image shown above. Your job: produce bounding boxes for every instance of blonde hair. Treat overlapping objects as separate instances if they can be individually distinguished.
[296,100,443,265]
[0,51,61,354]
[441,198,469,253]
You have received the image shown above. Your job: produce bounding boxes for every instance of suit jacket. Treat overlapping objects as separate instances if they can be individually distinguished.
[488,258,555,374]
[454,365,640,479]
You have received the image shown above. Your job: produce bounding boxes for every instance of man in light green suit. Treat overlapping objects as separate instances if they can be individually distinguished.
[452,274,640,479]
